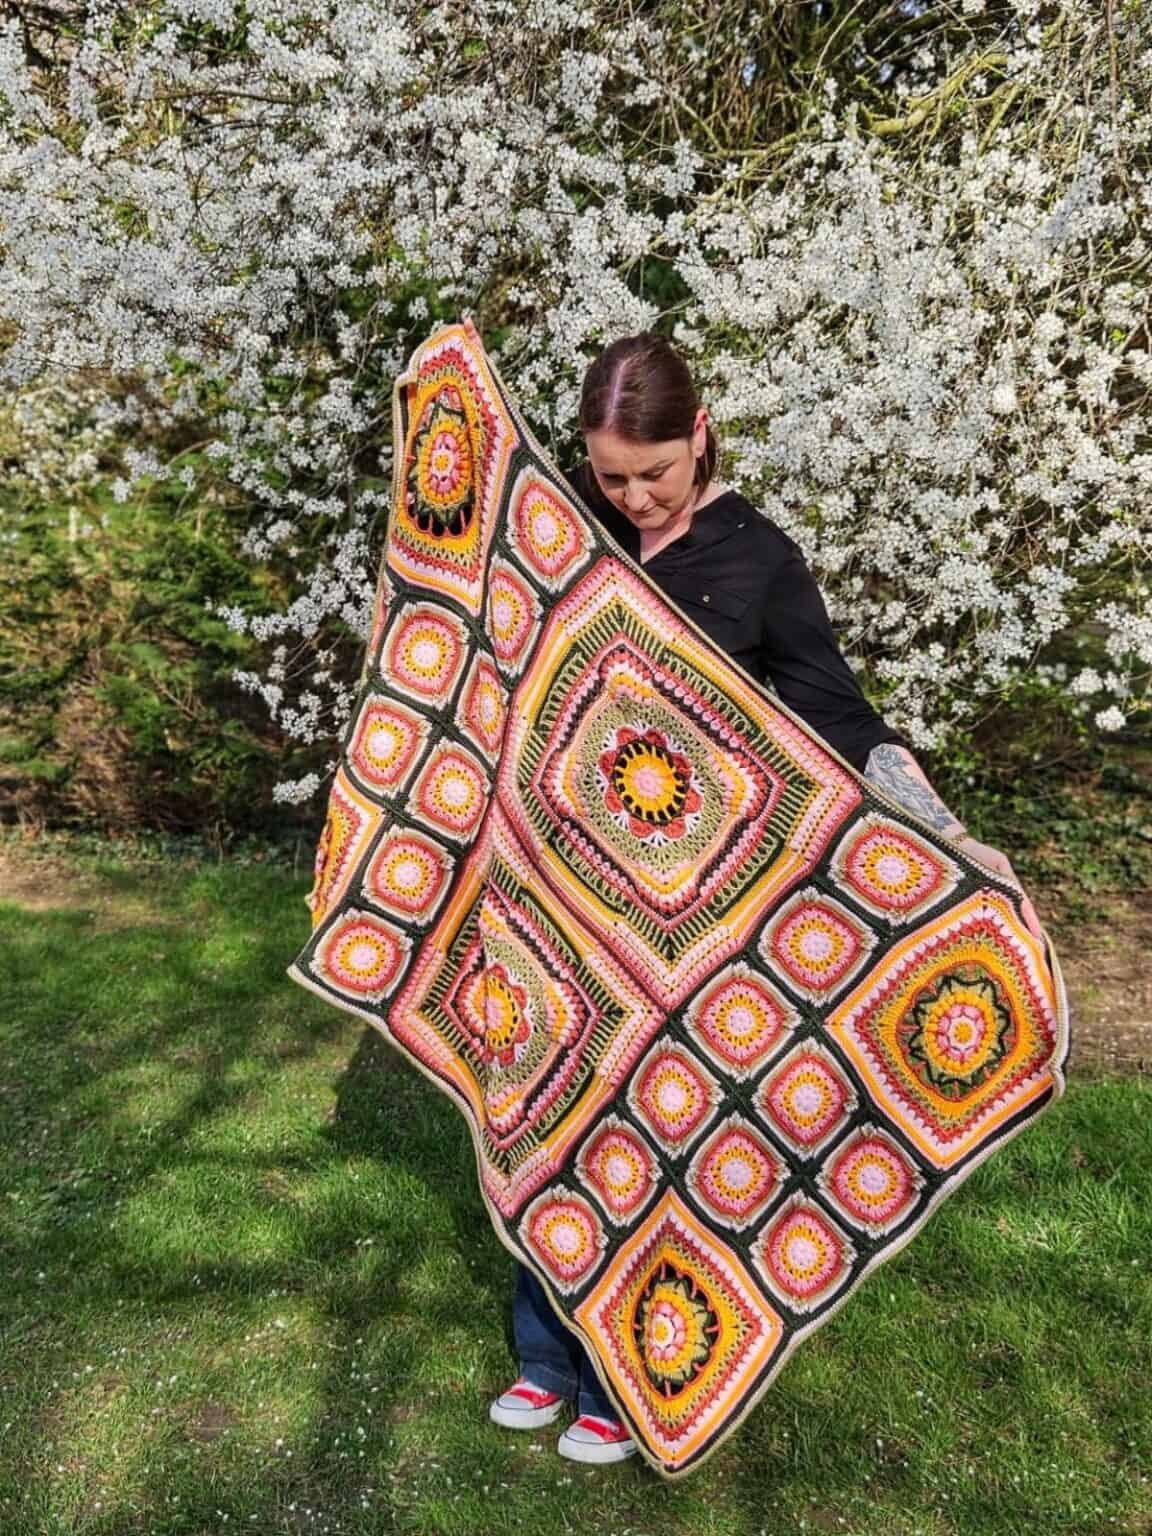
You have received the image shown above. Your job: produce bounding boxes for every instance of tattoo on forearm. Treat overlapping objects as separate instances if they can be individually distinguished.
[863,744,965,835]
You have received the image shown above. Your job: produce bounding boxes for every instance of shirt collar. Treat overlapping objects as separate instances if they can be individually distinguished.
[588,487,747,561]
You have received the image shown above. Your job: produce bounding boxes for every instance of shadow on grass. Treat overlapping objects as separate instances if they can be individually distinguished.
[1,862,538,1531]
[1,860,1150,1536]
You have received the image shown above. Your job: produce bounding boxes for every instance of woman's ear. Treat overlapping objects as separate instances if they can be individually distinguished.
[691,406,709,459]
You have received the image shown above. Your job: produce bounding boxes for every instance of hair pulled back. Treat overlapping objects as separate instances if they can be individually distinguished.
[578,332,718,490]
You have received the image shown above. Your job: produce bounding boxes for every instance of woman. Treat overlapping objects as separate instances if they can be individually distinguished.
[488,332,1041,1465]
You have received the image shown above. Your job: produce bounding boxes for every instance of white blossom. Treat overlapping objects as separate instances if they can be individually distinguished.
[0,0,1147,794]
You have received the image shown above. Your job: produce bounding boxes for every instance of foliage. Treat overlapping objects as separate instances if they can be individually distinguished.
[932,744,1152,924]
[0,0,1149,810]
[0,385,328,829]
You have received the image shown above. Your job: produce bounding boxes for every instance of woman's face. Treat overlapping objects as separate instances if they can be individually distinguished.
[584,409,708,531]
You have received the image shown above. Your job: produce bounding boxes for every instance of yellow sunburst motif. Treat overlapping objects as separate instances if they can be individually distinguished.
[602,1143,644,1197]
[639,1273,716,1388]
[600,725,702,840]
[859,839,921,895]
[778,1216,831,1282]
[615,742,683,819]
[398,626,449,679]
[918,983,1001,1078]
[416,418,474,516]
[784,917,847,973]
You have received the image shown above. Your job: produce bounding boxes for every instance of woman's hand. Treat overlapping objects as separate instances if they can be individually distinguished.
[953,833,1044,943]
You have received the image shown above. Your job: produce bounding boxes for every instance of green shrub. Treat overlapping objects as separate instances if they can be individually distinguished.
[0,481,328,835]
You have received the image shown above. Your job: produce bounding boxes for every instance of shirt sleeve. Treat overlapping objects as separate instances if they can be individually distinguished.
[758,529,909,774]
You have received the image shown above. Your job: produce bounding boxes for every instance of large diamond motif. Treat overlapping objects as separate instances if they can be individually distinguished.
[573,1190,784,1474]
[387,810,662,1217]
[826,891,1062,1168]
[499,561,861,1007]
[389,332,514,615]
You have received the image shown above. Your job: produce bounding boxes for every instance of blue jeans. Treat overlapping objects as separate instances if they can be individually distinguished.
[513,1261,617,1420]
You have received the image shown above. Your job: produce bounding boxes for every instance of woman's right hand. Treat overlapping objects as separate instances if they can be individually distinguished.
[954,833,1044,944]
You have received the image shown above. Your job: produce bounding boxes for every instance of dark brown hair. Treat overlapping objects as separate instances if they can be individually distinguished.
[578,332,719,490]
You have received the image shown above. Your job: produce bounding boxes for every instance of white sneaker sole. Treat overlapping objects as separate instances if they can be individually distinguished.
[557,1430,638,1464]
[489,1396,568,1430]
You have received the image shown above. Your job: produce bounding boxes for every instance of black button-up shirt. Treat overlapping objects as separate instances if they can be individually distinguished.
[564,461,908,774]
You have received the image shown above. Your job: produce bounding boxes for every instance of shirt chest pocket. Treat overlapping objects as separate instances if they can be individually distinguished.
[657,577,751,633]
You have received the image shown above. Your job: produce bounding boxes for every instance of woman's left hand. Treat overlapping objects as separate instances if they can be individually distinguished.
[954,834,1044,944]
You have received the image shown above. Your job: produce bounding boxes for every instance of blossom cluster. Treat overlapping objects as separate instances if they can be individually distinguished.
[0,0,1147,795]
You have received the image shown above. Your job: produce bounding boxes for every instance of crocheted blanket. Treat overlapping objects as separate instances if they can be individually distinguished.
[287,319,1071,1479]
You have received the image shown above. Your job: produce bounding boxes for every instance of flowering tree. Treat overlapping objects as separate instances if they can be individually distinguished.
[1,0,1148,806]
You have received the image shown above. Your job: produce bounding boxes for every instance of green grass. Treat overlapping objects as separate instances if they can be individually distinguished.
[1,851,1149,1536]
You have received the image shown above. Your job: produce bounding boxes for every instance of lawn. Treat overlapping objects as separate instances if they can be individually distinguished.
[1,847,1149,1536]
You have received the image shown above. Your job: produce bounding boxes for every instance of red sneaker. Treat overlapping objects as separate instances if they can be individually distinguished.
[557,1413,637,1464]
[488,1376,572,1430]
